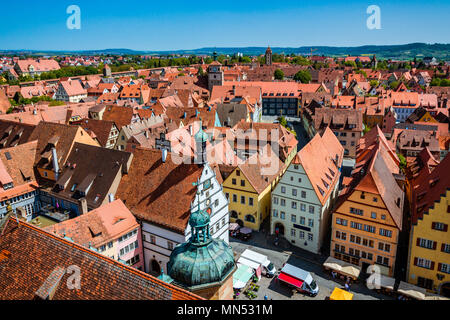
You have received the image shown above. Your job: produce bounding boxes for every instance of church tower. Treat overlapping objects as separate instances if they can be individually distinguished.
[372,54,378,69]
[207,56,224,92]
[103,64,112,77]
[265,46,273,66]
[194,120,208,165]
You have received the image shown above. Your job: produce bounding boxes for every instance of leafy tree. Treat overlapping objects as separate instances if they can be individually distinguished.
[274,69,284,80]
[344,61,357,68]
[430,78,441,86]
[293,70,312,83]
[397,153,407,170]
[290,55,311,66]
[389,81,400,90]
[197,66,205,76]
[369,80,379,88]
[278,116,288,127]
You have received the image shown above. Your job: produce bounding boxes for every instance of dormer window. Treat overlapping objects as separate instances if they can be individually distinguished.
[3,182,14,190]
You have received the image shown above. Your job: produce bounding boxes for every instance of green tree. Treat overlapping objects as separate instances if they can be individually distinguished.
[293,70,312,83]
[389,81,400,90]
[369,80,379,88]
[274,69,284,80]
[397,153,407,170]
[430,78,441,86]
[197,66,205,76]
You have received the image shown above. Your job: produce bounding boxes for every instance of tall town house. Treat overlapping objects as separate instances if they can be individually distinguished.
[271,127,344,254]
[407,154,450,297]
[331,127,404,276]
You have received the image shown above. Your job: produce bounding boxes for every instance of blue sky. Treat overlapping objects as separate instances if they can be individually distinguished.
[1,0,449,51]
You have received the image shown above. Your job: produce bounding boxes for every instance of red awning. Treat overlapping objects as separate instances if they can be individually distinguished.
[278,272,304,288]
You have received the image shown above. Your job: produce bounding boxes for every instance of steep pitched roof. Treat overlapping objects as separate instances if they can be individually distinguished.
[60,80,87,97]
[411,154,450,225]
[102,105,135,130]
[216,103,248,128]
[0,88,11,114]
[0,218,202,300]
[77,119,116,147]
[0,140,37,189]
[44,200,138,248]
[341,143,404,230]
[116,148,203,233]
[52,143,132,209]
[28,122,83,170]
[237,146,285,194]
[292,127,343,205]
[0,119,36,149]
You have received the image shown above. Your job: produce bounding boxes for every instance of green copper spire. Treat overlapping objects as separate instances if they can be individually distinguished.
[167,188,236,290]
[194,119,209,143]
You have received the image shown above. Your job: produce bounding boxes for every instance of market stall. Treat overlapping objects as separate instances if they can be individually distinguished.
[329,287,354,300]
[323,256,361,281]
[366,274,396,294]
[229,223,241,237]
[397,281,427,300]
[239,227,253,241]
[237,256,262,280]
[233,264,254,290]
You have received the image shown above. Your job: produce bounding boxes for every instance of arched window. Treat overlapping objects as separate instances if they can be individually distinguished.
[245,214,255,223]
[230,211,238,219]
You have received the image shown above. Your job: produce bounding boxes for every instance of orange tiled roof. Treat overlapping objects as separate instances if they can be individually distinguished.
[0,218,202,300]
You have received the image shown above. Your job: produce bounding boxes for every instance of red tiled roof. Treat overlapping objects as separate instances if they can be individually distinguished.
[0,218,202,300]
[411,154,450,225]
[116,148,203,233]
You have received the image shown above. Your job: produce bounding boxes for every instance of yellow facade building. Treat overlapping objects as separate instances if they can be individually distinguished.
[407,154,450,297]
[331,127,404,276]
[223,154,286,231]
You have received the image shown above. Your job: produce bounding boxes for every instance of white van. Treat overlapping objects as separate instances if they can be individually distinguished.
[240,249,277,278]
[278,263,319,296]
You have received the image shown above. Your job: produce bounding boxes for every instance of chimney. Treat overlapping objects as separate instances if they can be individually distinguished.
[162,149,168,163]
[232,85,236,95]
[51,148,60,180]
[108,193,115,203]
[189,125,193,136]
[80,198,88,214]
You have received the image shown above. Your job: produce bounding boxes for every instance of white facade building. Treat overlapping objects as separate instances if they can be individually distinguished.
[271,128,344,254]
[141,163,229,275]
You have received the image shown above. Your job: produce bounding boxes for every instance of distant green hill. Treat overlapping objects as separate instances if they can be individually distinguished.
[1,43,449,60]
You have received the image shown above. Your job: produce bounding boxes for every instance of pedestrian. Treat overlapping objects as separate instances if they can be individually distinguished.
[331,271,337,279]
[345,282,350,291]
[264,295,268,300]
